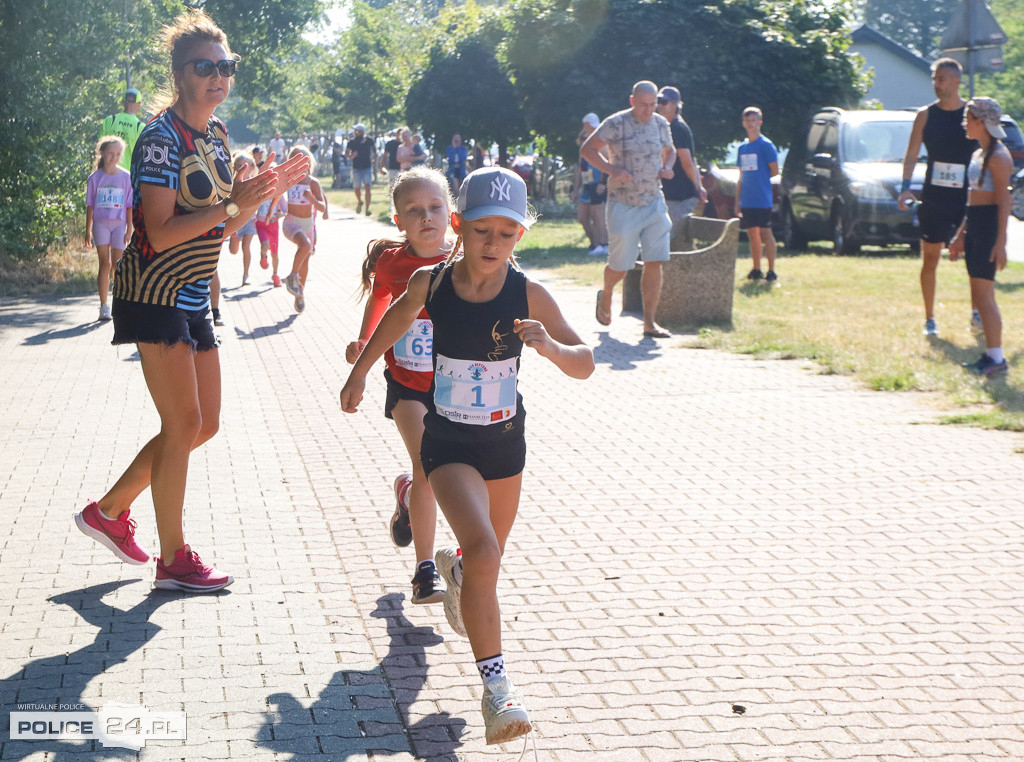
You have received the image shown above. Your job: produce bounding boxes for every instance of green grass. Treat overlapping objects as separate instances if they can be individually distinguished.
[516,220,1024,431]
[7,197,1023,430]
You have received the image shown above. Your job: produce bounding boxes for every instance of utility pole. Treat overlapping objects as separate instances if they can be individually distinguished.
[939,0,1006,96]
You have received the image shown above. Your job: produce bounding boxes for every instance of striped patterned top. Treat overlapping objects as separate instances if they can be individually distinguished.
[114,108,232,309]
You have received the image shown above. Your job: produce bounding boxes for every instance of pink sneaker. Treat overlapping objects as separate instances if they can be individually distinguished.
[272,274,282,288]
[155,545,233,593]
[74,501,150,565]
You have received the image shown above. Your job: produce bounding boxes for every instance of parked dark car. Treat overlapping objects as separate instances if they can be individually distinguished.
[780,108,925,254]
[1001,116,1024,170]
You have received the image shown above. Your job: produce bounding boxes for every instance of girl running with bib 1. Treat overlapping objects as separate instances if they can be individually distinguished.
[340,167,594,745]
[279,145,327,313]
[345,166,454,605]
[85,136,133,321]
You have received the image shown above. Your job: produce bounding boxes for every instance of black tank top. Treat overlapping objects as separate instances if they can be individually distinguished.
[424,261,529,443]
[921,102,976,206]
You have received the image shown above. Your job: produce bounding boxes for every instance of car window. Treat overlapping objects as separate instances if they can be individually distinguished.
[820,123,838,156]
[806,121,827,155]
[1001,120,1024,151]
[840,121,915,163]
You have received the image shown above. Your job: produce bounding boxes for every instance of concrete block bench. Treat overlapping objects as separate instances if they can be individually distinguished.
[622,215,740,327]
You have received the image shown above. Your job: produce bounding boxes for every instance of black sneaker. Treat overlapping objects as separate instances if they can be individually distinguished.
[765,270,778,283]
[389,474,413,547]
[747,268,764,281]
[964,354,1007,377]
[411,561,445,605]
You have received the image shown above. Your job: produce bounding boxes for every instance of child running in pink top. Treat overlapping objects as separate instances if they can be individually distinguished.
[346,166,455,603]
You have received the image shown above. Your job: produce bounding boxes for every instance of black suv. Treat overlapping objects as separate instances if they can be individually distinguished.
[781,108,925,254]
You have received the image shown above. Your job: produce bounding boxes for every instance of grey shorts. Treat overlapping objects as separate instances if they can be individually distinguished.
[665,197,698,226]
[351,167,373,187]
[606,198,672,271]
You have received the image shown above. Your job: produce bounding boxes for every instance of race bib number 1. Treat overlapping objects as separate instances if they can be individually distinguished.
[433,354,517,426]
[931,161,965,189]
[393,319,433,372]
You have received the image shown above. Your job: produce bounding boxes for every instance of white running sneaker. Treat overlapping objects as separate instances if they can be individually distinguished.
[923,317,938,336]
[971,310,984,334]
[434,546,465,636]
[98,303,112,321]
[482,675,532,745]
[285,273,301,296]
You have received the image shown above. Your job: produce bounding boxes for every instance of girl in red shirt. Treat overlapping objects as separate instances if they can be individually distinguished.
[346,167,455,603]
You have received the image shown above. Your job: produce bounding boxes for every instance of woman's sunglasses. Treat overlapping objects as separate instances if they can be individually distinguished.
[184,58,238,78]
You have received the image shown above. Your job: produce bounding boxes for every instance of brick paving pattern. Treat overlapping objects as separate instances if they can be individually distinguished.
[1,206,1022,761]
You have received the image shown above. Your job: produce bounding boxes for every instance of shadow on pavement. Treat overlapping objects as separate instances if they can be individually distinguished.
[593,331,663,370]
[233,313,298,341]
[258,593,465,761]
[0,579,193,760]
[22,321,107,346]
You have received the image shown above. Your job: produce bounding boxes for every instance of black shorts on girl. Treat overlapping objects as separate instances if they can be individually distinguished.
[111,298,220,351]
[383,369,434,420]
[917,200,965,245]
[964,205,999,281]
[420,430,526,482]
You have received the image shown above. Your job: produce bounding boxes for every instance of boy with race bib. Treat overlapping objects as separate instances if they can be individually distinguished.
[340,167,594,746]
[345,167,455,604]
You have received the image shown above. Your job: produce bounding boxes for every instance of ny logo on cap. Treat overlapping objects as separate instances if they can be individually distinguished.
[489,176,511,202]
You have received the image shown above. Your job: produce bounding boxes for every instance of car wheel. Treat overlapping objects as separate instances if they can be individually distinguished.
[830,208,860,255]
[781,205,807,250]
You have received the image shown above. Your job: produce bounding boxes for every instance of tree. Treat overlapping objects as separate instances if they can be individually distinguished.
[976,0,1023,119]
[0,0,328,260]
[320,1,423,133]
[405,3,530,157]
[857,0,960,61]
[504,0,866,160]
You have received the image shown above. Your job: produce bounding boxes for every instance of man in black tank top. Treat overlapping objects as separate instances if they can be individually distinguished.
[898,57,978,336]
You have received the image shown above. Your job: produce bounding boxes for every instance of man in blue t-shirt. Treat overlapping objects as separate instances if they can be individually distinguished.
[734,107,779,283]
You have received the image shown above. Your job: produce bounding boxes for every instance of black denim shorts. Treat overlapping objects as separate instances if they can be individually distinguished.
[111,298,220,352]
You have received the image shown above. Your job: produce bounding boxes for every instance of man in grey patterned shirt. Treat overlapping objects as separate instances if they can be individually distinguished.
[581,80,676,338]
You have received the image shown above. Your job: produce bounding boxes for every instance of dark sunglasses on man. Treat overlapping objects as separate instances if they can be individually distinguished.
[183,57,239,78]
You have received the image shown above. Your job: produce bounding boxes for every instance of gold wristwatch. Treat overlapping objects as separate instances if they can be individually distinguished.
[224,197,240,218]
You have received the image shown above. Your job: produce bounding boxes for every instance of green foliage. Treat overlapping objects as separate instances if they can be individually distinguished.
[0,0,167,259]
[976,0,1023,120]
[858,0,960,60]
[404,2,530,149]
[0,0,327,261]
[504,0,866,159]
[319,1,425,132]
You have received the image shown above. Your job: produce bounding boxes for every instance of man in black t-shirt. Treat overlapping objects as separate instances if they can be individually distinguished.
[345,123,376,215]
[654,86,707,228]
[380,130,401,191]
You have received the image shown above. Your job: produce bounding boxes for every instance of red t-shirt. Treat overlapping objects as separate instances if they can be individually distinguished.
[372,244,447,392]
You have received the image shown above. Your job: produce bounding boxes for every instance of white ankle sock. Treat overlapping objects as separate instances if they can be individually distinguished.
[987,347,1005,363]
[476,653,505,684]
